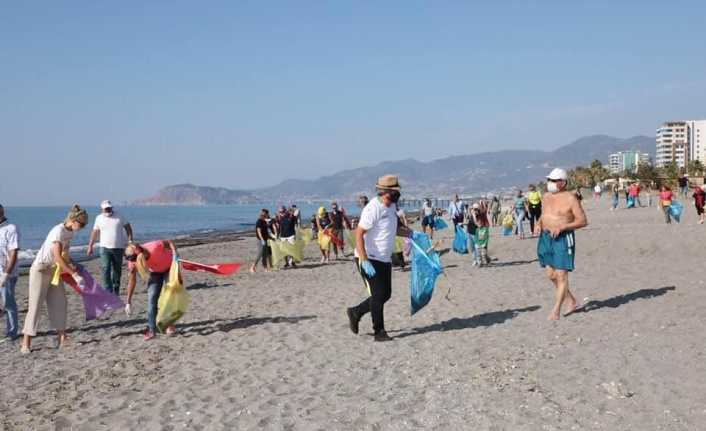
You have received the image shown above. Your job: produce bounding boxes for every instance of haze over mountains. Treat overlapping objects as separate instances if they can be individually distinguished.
[133,135,654,205]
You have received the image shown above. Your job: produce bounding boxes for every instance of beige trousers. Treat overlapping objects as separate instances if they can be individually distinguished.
[22,262,68,336]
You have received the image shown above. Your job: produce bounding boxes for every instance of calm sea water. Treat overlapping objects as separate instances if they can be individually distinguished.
[4,203,362,265]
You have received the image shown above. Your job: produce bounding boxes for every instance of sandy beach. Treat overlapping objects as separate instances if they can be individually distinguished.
[1,195,705,430]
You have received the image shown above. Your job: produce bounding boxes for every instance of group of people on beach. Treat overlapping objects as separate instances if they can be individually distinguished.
[0,167,591,352]
[0,200,186,353]
[344,168,588,341]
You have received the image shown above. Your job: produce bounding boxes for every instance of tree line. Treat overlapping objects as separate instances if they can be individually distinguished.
[559,159,706,190]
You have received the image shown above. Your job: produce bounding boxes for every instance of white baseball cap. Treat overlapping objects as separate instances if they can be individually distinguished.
[100,200,113,209]
[546,168,568,181]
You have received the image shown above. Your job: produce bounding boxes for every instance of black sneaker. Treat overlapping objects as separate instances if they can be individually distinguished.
[346,308,360,334]
[374,330,392,342]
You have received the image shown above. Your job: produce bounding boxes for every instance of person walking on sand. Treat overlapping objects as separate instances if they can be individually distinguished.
[526,184,542,236]
[420,198,436,239]
[448,193,467,231]
[250,209,274,272]
[328,202,350,260]
[275,204,298,268]
[316,206,332,263]
[124,239,179,341]
[489,196,501,227]
[534,169,588,321]
[0,204,20,342]
[692,185,705,224]
[346,175,417,342]
[21,205,89,354]
[659,185,675,224]
[610,183,620,212]
[87,200,133,295]
[678,175,689,198]
[511,189,528,239]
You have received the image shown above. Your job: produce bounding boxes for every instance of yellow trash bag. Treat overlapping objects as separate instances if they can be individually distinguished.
[318,230,331,250]
[502,212,514,229]
[271,238,304,265]
[270,239,285,266]
[157,261,190,333]
[278,237,305,263]
[297,227,313,245]
[392,236,405,253]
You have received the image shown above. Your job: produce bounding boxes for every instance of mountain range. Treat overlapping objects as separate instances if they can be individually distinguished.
[132,134,654,204]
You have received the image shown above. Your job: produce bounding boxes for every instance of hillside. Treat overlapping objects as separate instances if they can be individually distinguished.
[133,135,654,204]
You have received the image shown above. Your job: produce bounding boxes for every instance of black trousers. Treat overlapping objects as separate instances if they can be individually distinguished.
[528,203,542,233]
[352,258,392,334]
[452,214,464,230]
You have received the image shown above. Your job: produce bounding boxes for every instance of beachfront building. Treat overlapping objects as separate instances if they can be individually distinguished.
[687,120,706,165]
[608,150,651,174]
[655,120,706,168]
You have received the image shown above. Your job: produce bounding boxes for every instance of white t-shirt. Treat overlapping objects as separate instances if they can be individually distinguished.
[594,185,601,193]
[421,203,434,216]
[92,211,130,249]
[355,198,398,263]
[35,224,73,265]
[0,219,20,277]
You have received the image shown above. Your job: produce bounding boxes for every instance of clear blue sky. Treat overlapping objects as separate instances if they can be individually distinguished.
[1,1,704,205]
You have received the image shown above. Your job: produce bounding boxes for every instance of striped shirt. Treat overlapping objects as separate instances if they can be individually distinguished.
[0,219,20,278]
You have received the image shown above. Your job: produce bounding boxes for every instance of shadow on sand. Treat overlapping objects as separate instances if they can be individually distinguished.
[573,285,676,314]
[489,259,538,268]
[178,314,318,336]
[394,305,541,339]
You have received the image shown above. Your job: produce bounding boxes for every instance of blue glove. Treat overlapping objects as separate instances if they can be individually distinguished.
[261,240,267,246]
[411,231,427,241]
[172,253,179,261]
[361,260,376,277]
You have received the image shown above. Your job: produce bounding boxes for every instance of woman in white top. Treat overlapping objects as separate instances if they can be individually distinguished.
[21,205,89,354]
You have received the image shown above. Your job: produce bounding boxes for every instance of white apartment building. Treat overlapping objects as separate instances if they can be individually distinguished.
[655,122,688,167]
[687,120,706,165]
[655,120,706,168]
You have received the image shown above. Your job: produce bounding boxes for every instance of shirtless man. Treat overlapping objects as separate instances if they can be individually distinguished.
[534,168,588,321]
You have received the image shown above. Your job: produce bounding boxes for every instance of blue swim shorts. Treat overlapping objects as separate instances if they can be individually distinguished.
[537,230,575,271]
[422,215,435,227]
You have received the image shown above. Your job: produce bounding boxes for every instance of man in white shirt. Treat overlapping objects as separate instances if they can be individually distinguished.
[448,193,467,231]
[346,175,417,342]
[87,200,133,294]
[0,204,20,341]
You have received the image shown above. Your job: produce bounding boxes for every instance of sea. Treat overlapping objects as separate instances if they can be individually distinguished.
[4,203,363,267]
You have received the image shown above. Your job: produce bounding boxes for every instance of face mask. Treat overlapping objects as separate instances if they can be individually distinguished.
[547,182,559,194]
[388,191,401,204]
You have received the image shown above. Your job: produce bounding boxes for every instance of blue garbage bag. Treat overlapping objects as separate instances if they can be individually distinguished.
[452,227,469,254]
[627,196,634,208]
[410,234,443,315]
[434,218,448,230]
[669,200,683,222]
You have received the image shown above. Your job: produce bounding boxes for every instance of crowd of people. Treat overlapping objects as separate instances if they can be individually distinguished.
[4,169,705,350]
[0,201,183,353]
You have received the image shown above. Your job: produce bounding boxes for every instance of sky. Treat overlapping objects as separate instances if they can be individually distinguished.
[1,1,705,205]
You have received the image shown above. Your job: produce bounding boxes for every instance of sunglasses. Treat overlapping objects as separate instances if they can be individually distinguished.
[76,219,87,228]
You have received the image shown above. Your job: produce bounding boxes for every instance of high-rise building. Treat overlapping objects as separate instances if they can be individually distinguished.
[687,120,706,165]
[608,150,651,174]
[655,122,688,167]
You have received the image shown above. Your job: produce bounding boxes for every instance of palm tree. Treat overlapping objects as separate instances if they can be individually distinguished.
[687,160,705,176]
[659,161,679,186]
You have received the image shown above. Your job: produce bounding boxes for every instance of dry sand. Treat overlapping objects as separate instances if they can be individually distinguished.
[1,195,706,430]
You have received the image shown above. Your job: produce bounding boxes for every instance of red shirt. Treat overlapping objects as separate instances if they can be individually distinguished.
[128,240,173,273]
[659,190,674,206]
